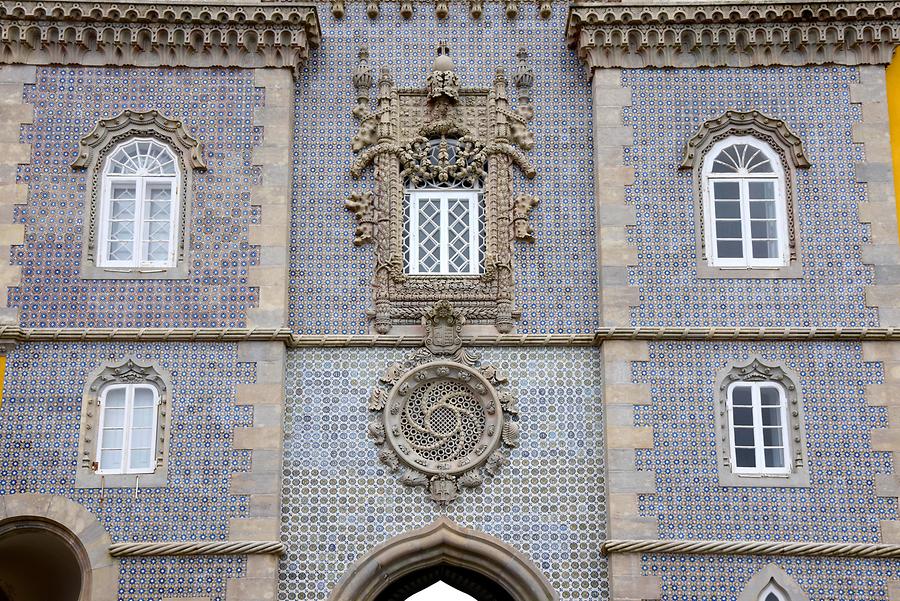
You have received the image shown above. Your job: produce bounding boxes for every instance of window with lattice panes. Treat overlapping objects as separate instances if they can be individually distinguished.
[405,190,485,275]
[98,138,180,269]
[96,382,160,475]
[702,136,789,268]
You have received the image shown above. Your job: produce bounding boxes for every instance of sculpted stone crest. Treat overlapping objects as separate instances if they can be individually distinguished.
[368,302,519,503]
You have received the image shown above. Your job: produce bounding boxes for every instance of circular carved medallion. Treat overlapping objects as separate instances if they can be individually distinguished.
[385,362,502,476]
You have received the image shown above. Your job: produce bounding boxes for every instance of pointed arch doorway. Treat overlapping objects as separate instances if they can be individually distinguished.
[328,519,558,601]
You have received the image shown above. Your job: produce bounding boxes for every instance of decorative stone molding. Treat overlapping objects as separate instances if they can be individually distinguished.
[853,66,900,326]
[109,540,284,557]
[602,538,900,560]
[368,304,519,503]
[328,518,559,601]
[75,356,173,488]
[248,69,294,329]
[681,110,809,279]
[73,110,204,280]
[0,65,32,326]
[592,70,639,328]
[227,340,287,601]
[347,44,537,334]
[713,356,810,487]
[567,1,900,72]
[0,494,118,601]
[329,0,551,20]
[601,340,660,601]
[0,1,321,76]
[737,565,809,601]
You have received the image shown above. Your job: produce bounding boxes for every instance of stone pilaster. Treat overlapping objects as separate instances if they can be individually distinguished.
[855,65,900,325]
[592,69,639,328]
[602,340,660,601]
[0,65,33,325]
[247,68,293,330]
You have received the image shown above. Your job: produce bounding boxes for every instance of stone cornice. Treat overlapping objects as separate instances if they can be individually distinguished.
[0,326,899,345]
[567,1,900,71]
[0,1,320,75]
[602,538,900,559]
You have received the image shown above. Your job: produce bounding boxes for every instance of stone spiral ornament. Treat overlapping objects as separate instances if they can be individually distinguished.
[368,349,519,503]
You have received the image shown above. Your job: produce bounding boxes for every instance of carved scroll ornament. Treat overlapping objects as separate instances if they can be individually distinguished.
[345,44,539,334]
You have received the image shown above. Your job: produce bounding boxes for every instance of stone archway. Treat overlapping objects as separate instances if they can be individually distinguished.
[328,518,558,601]
[0,494,117,601]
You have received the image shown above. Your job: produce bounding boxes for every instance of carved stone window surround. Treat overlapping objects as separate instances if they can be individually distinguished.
[681,110,810,279]
[346,45,539,334]
[73,110,206,280]
[714,355,810,488]
[75,356,173,488]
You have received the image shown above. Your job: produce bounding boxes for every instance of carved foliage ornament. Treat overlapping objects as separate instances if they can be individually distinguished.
[346,44,539,334]
[368,303,519,503]
[331,0,553,21]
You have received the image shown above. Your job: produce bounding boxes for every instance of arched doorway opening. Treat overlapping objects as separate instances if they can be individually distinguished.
[0,518,88,601]
[329,519,558,601]
[377,565,515,601]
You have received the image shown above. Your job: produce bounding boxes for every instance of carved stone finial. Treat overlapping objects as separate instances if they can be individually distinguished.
[400,0,413,18]
[367,0,379,18]
[468,0,483,18]
[352,47,373,120]
[537,0,551,18]
[435,0,449,18]
[512,46,534,107]
[427,42,460,105]
[331,0,345,18]
[505,0,518,19]
[422,300,465,355]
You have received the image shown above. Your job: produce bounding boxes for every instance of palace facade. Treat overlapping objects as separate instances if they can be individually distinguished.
[0,0,899,600]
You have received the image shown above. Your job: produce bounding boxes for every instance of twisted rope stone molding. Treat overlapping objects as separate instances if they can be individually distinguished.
[0,0,321,75]
[602,539,900,559]
[567,0,900,71]
[108,540,285,557]
[1,326,900,345]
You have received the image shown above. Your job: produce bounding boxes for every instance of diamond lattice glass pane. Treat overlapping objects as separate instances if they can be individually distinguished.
[108,241,133,261]
[146,241,169,262]
[109,221,134,241]
[447,198,471,273]
[417,199,441,273]
[147,221,170,241]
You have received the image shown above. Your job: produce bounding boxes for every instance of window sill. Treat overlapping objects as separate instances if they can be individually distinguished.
[79,263,190,280]
[717,469,810,488]
[696,261,803,279]
[74,469,168,489]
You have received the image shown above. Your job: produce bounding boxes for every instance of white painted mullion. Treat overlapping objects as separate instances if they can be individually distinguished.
[123,385,135,474]
[134,176,147,266]
[467,193,478,275]
[439,195,449,275]
[751,384,766,470]
[740,179,752,268]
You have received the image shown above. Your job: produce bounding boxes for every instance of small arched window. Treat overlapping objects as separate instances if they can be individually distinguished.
[727,379,790,475]
[702,136,788,268]
[98,138,180,268]
[760,582,789,601]
[96,382,160,475]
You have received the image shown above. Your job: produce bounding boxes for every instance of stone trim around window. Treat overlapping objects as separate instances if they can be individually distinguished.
[345,45,537,334]
[681,110,810,279]
[75,356,173,488]
[736,564,810,601]
[714,356,810,488]
[72,110,206,280]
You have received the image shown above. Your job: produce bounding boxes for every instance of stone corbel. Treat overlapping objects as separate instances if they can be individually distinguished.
[345,192,376,246]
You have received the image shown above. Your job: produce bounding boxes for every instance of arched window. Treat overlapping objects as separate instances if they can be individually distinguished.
[760,581,789,601]
[98,138,180,268]
[702,136,788,268]
[96,382,160,474]
[403,138,485,276]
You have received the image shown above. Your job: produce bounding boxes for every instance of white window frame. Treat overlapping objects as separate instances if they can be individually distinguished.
[95,382,160,475]
[702,136,789,269]
[760,583,789,601]
[407,189,482,276]
[726,380,791,476]
[97,137,180,269]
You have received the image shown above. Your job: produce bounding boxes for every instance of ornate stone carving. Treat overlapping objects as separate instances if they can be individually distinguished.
[680,110,810,170]
[347,44,538,334]
[345,192,376,246]
[368,324,518,503]
[73,110,204,279]
[513,194,539,242]
[328,0,548,20]
[567,1,900,71]
[0,0,320,75]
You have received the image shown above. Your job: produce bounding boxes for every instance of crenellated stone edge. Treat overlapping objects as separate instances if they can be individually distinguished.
[248,69,293,330]
[602,340,660,601]
[0,1,320,77]
[567,1,900,73]
[228,341,287,601]
[593,69,639,328]
[0,65,33,326]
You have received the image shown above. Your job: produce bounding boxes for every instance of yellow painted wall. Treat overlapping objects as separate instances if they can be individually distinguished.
[886,54,900,242]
